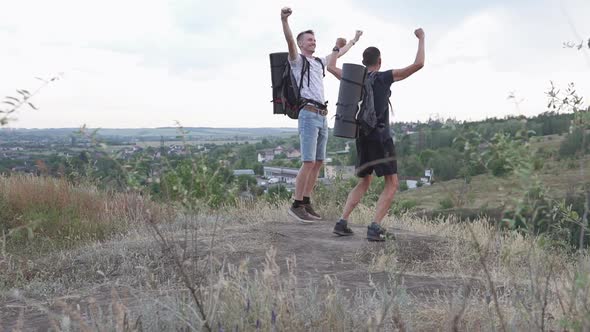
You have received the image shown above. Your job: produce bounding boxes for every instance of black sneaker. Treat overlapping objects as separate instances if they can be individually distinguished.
[366,223,395,242]
[288,206,315,224]
[303,204,322,220]
[333,220,354,236]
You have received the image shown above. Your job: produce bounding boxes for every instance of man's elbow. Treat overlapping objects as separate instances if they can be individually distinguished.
[416,62,425,70]
[327,67,341,80]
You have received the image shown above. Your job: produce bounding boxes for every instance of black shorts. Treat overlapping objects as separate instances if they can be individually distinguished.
[355,136,397,177]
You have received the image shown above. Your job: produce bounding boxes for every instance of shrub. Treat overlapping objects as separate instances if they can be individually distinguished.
[439,196,454,210]
[399,180,409,192]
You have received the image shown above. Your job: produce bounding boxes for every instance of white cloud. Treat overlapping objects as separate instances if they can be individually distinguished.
[0,0,588,128]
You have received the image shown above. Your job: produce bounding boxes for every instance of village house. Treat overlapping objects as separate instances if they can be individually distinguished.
[286,148,301,159]
[263,166,298,184]
[257,149,275,163]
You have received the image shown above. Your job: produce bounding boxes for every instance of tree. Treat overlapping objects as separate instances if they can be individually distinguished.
[418,149,436,168]
[235,175,258,193]
[266,185,291,204]
[559,128,589,158]
[398,134,412,157]
[399,155,423,177]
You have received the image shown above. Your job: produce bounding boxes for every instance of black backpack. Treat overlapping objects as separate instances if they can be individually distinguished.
[270,53,325,119]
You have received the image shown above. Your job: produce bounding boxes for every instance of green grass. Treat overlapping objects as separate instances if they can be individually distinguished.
[398,155,589,212]
[529,133,565,151]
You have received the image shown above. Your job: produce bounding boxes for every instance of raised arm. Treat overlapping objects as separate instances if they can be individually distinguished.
[392,28,425,82]
[327,38,347,80]
[281,7,298,62]
[326,30,363,63]
[338,30,363,58]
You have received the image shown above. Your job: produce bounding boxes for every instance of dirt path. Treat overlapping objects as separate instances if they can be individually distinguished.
[1,220,484,330]
[202,221,481,297]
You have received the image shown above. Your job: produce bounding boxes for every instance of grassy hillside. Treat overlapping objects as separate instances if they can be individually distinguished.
[398,132,588,213]
[399,157,589,210]
[1,176,589,330]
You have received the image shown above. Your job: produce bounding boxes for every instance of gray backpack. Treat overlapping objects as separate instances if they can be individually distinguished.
[357,71,392,136]
[357,72,378,136]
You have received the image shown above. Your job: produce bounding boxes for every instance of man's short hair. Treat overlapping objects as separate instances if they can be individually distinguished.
[362,47,381,66]
[296,30,314,44]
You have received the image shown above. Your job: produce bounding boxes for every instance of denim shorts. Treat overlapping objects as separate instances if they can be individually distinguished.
[298,109,328,162]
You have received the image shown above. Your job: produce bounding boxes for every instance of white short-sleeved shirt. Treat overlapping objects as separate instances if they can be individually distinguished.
[289,54,326,105]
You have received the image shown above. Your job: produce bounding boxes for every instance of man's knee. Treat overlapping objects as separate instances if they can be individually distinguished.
[302,160,315,167]
[385,174,398,184]
[391,176,399,188]
[384,175,398,194]
[359,176,372,190]
[313,160,323,170]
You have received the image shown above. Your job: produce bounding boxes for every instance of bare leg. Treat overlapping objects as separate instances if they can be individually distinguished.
[303,160,323,197]
[373,174,398,225]
[341,176,373,220]
[294,161,316,201]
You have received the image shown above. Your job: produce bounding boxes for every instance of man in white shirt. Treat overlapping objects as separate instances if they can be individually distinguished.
[280,6,362,223]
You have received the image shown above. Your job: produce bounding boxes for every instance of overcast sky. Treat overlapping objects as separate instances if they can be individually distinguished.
[0,0,589,129]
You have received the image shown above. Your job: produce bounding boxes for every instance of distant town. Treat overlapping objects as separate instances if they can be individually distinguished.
[0,125,437,197]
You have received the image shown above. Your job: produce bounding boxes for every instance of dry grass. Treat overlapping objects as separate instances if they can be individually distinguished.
[0,175,171,252]
[1,180,589,331]
[0,174,174,296]
[377,212,590,330]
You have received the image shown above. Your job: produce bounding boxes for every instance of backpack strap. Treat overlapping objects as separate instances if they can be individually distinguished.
[314,57,325,77]
[297,55,327,108]
[299,54,312,88]
[298,54,307,97]
[296,54,311,109]
[300,56,326,89]
[340,77,363,87]
[367,71,378,81]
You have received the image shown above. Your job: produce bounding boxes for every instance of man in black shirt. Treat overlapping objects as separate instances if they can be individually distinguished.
[327,28,426,241]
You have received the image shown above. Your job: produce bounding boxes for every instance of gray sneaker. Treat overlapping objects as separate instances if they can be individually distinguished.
[333,220,354,236]
[303,204,322,220]
[367,223,395,242]
[288,206,315,224]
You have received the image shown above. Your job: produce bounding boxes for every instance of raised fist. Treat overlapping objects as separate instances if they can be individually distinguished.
[414,28,425,39]
[281,7,292,19]
[354,30,363,42]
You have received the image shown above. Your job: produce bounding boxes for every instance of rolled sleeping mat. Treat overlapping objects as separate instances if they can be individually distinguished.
[333,63,367,138]
[270,52,289,114]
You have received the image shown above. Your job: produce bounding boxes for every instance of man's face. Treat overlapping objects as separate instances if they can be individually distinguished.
[298,33,316,54]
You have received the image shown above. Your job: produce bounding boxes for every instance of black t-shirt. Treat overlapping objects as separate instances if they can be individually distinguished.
[365,70,394,141]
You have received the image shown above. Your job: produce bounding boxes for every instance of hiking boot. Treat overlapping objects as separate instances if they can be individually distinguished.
[303,203,322,220]
[288,205,316,224]
[366,223,395,242]
[333,220,354,236]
